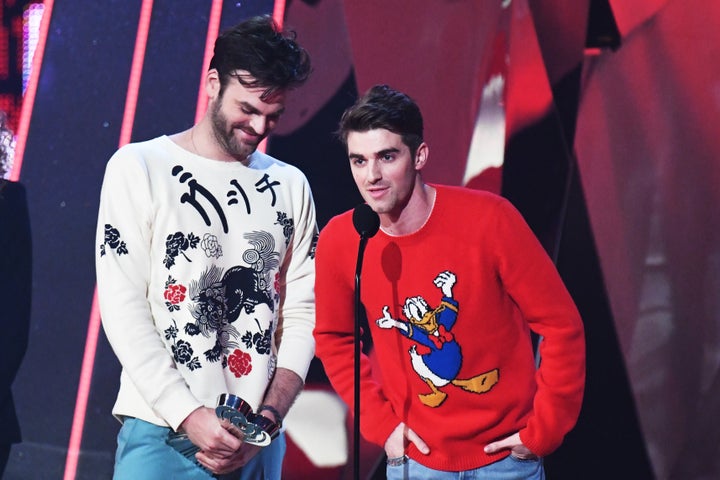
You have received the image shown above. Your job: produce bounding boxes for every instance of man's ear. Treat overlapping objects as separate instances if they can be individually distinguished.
[414,142,429,170]
[205,69,221,99]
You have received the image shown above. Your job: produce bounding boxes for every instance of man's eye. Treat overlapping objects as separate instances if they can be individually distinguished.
[382,154,394,161]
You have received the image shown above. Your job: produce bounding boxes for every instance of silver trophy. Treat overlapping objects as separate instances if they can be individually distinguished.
[215,393,277,447]
[166,393,279,461]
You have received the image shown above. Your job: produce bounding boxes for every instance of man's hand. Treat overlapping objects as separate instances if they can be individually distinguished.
[484,432,537,460]
[180,407,244,473]
[384,422,430,459]
[196,442,262,475]
[181,407,242,455]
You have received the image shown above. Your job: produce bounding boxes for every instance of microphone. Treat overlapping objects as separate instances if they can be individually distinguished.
[352,203,380,239]
[351,203,379,480]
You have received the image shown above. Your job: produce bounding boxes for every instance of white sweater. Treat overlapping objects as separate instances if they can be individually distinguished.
[95,135,317,430]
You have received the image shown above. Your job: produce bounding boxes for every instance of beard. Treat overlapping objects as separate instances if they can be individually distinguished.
[209,99,262,161]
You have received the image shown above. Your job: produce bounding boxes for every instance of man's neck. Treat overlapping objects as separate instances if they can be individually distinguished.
[170,122,251,164]
[380,183,436,236]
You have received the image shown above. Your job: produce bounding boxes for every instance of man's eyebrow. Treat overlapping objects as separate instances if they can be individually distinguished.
[377,147,400,157]
[238,101,259,113]
[238,101,285,116]
[348,147,400,160]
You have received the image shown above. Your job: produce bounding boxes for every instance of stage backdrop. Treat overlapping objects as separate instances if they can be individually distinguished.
[7,1,718,479]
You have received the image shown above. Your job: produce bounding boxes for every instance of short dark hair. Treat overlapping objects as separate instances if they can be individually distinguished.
[337,84,424,156]
[209,15,311,99]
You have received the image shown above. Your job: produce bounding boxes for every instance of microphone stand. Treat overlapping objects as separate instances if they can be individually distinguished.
[350,203,379,480]
[353,234,369,480]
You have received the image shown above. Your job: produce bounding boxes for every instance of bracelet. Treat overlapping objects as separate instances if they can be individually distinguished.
[257,404,283,428]
[386,455,408,466]
[251,413,281,440]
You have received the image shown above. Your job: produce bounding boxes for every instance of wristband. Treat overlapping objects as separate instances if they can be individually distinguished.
[257,404,283,428]
[386,455,408,466]
[250,412,281,440]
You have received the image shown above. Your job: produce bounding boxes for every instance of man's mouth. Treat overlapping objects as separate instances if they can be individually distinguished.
[366,187,388,199]
[236,127,262,144]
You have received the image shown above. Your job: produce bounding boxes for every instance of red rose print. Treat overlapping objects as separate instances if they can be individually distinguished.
[164,284,187,304]
[228,349,253,378]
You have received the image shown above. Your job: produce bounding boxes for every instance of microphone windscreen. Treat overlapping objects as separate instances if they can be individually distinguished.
[352,203,380,238]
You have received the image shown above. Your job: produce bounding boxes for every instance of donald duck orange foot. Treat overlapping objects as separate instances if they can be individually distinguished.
[452,368,499,394]
[418,368,500,407]
[420,379,448,407]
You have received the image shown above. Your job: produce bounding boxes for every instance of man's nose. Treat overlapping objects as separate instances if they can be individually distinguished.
[249,115,267,136]
[367,160,381,182]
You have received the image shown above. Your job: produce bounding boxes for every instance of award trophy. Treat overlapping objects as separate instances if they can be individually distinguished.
[215,393,279,447]
[166,393,280,461]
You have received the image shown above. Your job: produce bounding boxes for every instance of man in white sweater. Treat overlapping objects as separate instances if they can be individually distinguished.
[95,15,316,479]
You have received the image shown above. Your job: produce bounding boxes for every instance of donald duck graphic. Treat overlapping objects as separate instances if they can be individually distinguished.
[376,270,499,407]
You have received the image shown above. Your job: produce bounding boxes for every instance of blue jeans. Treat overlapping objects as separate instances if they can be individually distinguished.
[114,417,286,480]
[386,454,545,480]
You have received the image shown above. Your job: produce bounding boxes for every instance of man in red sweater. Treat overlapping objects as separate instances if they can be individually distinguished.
[313,85,585,479]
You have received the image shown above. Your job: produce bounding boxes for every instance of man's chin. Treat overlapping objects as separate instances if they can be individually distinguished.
[361,200,385,215]
[235,129,264,146]
[239,137,260,148]
[225,140,258,159]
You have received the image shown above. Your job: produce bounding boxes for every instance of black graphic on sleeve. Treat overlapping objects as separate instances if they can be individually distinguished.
[241,318,272,355]
[100,224,129,257]
[274,212,294,247]
[164,232,200,269]
[164,320,201,371]
[309,232,318,260]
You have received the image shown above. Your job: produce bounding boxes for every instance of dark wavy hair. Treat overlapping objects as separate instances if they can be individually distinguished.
[337,84,424,157]
[209,15,311,99]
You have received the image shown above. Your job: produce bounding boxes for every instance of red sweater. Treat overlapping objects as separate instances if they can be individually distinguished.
[314,185,585,471]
